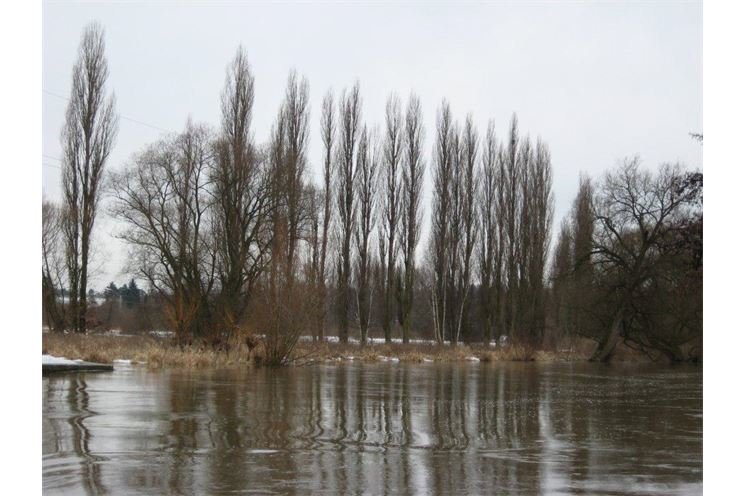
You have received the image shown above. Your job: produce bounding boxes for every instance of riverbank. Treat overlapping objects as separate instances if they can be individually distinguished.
[42,332,608,368]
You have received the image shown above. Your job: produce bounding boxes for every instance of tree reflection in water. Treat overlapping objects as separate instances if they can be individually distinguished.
[43,363,702,495]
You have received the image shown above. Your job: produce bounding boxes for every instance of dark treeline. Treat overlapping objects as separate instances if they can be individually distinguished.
[43,24,702,363]
[551,159,703,362]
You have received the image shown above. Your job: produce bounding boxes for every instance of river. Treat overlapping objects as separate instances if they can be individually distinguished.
[42,362,702,495]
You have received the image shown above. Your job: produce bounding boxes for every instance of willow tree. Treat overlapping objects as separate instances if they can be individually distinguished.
[111,121,216,341]
[590,159,696,361]
[60,22,118,332]
[42,199,67,333]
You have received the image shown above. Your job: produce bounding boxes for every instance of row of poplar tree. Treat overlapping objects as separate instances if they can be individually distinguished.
[43,23,702,363]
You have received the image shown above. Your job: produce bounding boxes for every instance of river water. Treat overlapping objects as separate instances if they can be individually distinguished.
[42,362,702,495]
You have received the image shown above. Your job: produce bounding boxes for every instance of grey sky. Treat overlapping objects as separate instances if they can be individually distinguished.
[42,0,702,288]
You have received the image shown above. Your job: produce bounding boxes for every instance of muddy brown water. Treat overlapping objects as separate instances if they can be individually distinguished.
[42,362,702,495]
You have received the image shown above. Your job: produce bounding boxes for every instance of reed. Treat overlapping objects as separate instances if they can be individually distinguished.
[42,333,592,368]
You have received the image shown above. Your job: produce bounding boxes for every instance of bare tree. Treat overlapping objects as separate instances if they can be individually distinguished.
[477,120,500,343]
[444,120,462,343]
[280,70,310,278]
[314,90,336,341]
[550,218,574,345]
[522,138,553,345]
[261,70,312,363]
[335,82,362,343]
[212,46,273,337]
[589,159,695,361]
[266,70,311,281]
[60,22,118,332]
[110,121,216,342]
[549,175,593,347]
[429,100,454,344]
[305,182,323,311]
[453,115,479,343]
[355,127,379,344]
[502,114,521,339]
[570,174,594,338]
[379,94,403,343]
[42,199,67,333]
[399,94,425,343]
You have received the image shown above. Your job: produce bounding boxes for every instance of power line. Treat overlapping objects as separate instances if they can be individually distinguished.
[43,89,172,133]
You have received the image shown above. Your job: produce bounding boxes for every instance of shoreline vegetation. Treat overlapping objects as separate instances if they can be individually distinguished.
[43,24,702,368]
[42,332,661,370]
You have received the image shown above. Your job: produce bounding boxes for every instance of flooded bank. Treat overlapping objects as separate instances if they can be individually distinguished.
[42,362,702,495]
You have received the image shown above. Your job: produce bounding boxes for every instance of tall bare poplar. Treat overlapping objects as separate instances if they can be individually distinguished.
[429,100,454,344]
[379,94,403,343]
[335,82,362,343]
[570,174,594,337]
[355,127,378,344]
[444,121,463,343]
[212,46,272,336]
[280,71,310,278]
[454,115,479,343]
[478,120,500,343]
[399,94,425,343]
[315,90,336,341]
[60,23,118,333]
[550,218,573,343]
[502,114,521,339]
[523,138,554,344]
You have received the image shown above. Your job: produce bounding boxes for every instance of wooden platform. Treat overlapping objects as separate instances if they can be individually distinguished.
[42,361,114,374]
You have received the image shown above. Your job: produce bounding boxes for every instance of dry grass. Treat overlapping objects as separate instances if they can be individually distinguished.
[42,333,593,369]
[42,333,258,369]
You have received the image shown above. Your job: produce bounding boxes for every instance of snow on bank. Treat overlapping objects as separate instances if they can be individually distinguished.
[43,354,137,367]
[297,335,454,346]
[42,354,83,365]
[295,335,509,347]
[377,356,400,363]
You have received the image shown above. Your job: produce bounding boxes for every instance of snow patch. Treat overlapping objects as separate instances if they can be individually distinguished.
[42,354,81,365]
[376,356,400,363]
[149,330,175,338]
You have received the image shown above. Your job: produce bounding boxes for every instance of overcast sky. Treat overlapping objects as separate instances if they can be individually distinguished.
[42,0,702,289]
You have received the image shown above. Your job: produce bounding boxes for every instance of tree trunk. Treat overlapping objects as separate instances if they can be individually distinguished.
[590,308,624,362]
[78,240,89,333]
